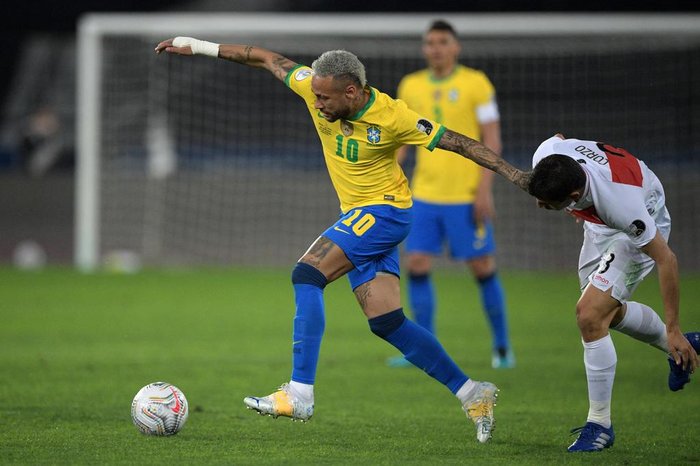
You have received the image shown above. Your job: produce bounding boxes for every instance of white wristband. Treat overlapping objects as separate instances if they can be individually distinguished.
[172,36,220,57]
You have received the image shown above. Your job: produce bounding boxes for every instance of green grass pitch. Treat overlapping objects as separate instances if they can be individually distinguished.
[1,266,699,464]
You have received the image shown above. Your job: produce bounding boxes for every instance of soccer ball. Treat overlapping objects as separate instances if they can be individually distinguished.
[131,382,189,436]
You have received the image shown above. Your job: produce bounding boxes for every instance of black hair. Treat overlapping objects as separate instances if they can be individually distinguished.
[528,154,586,202]
[428,20,458,38]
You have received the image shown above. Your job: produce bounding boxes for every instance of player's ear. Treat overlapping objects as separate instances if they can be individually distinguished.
[344,84,358,99]
[570,190,582,202]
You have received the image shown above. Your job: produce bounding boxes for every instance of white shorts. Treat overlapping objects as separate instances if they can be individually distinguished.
[578,224,670,302]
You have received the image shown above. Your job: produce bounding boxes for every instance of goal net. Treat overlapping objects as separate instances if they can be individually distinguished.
[76,13,700,271]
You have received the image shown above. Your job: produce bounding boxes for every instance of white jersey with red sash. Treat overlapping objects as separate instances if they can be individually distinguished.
[532,135,670,248]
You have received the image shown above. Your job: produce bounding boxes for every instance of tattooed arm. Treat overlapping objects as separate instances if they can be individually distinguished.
[155,38,297,82]
[217,44,297,82]
[437,128,530,192]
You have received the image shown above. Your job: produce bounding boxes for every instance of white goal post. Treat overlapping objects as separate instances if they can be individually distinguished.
[76,12,700,272]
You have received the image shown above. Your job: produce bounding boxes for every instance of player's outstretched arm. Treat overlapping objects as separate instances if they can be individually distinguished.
[437,128,530,192]
[155,37,298,82]
[641,232,699,372]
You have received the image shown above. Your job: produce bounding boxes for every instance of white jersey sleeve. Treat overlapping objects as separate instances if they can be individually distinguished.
[588,177,658,247]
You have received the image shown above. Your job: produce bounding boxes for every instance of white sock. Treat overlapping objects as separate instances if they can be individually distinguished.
[455,379,478,405]
[583,334,616,428]
[612,301,668,352]
[289,380,314,402]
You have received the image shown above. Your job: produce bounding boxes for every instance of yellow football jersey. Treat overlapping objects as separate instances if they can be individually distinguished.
[286,65,445,213]
[398,65,496,203]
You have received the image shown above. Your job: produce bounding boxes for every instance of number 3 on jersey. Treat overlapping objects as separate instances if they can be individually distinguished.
[341,209,376,236]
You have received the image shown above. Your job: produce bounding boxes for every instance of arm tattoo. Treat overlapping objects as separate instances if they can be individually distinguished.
[224,45,255,64]
[220,45,297,82]
[437,129,530,192]
[270,54,297,81]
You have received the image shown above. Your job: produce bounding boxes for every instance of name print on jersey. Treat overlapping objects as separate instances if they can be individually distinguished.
[575,145,608,165]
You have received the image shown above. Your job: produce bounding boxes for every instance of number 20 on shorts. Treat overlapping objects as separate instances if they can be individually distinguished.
[341,209,376,236]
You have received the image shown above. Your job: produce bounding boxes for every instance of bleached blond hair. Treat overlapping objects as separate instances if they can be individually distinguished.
[311,50,367,88]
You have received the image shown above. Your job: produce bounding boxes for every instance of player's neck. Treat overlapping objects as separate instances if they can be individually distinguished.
[351,87,371,114]
[430,63,457,80]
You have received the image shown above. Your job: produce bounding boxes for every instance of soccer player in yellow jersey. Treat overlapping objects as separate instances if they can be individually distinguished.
[392,20,513,369]
[156,36,528,444]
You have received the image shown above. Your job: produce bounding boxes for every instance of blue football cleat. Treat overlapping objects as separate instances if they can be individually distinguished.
[386,355,413,368]
[567,422,615,452]
[668,332,700,392]
[492,348,516,369]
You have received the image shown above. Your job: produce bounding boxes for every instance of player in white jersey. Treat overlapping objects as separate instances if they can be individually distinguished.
[528,133,699,452]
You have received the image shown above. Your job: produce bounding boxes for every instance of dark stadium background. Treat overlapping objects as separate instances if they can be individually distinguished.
[0,0,697,265]
[1,0,698,113]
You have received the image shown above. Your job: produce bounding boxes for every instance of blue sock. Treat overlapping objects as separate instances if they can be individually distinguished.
[369,308,469,394]
[291,263,327,385]
[478,273,510,352]
[409,273,436,334]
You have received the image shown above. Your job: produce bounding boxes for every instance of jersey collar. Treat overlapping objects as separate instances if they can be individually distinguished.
[347,87,376,121]
[429,65,459,83]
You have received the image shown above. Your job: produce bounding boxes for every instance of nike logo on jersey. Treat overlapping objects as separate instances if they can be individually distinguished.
[333,226,351,235]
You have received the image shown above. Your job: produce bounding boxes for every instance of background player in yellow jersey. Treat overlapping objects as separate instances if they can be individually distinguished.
[392,20,513,369]
[155,35,528,443]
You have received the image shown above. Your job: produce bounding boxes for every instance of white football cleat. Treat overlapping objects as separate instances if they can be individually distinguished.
[463,381,499,443]
[243,383,314,421]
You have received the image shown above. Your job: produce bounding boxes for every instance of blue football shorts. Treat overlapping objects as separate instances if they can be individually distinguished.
[322,204,411,290]
[405,199,495,260]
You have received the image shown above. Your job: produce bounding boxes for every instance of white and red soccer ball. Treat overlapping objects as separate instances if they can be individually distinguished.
[131,382,189,436]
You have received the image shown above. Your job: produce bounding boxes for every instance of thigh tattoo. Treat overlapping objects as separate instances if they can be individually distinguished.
[354,282,372,310]
[302,236,336,268]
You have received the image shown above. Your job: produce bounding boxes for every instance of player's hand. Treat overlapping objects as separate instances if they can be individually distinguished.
[155,38,193,56]
[667,328,699,372]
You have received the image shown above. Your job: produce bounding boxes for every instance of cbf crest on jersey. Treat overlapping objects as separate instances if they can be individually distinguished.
[367,125,381,144]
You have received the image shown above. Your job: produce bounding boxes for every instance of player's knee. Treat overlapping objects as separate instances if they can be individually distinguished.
[407,254,431,274]
[575,303,604,335]
[291,262,328,289]
[368,308,406,339]
[469,255,495,278]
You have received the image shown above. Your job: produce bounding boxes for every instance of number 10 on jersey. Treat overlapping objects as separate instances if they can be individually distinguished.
[335,135,359,163]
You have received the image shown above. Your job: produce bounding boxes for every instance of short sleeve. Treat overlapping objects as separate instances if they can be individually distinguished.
[595,184,658,247]
[285,65,314,103]
[391,99,445,151]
